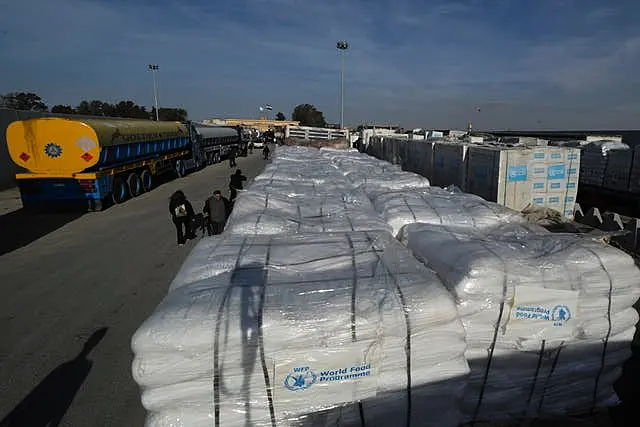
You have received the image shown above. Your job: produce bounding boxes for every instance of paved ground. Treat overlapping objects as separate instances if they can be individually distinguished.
[0,151,268,426]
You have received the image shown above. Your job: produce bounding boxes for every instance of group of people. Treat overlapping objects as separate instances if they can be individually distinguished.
[168,169,247,246]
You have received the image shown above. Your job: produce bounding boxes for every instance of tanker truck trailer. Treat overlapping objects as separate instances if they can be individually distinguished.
[6,117,196,210]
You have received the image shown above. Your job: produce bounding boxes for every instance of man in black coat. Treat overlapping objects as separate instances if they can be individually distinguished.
[169,190,196,245]
[203,190,230,236]
[229,169,247,202]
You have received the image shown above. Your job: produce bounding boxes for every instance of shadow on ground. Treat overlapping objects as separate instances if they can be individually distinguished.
[0,207,84,256]
[0,327,108,427]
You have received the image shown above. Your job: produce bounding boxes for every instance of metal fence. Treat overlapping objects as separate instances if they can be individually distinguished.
[285,125,349,141]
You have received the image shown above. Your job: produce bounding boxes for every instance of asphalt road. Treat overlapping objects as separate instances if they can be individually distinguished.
[0,151,268,426]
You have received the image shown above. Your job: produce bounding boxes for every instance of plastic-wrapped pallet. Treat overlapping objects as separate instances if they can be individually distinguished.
[248,179,357,198]
[399,223,640,423]
[345,170,431,196]
[132,231,469,427]
[273,145,325,163]
[370,187,528,237]
[255,163,351,187]
[224,191,391,235]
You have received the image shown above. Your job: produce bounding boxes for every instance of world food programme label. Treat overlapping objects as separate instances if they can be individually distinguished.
[507,286,579,340]
[272,346,379,416]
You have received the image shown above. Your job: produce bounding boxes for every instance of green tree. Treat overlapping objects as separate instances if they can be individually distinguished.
[75,100,114,116]
[291,104,326,127]
[51,105,76,114]
[151,107,188,122]
[275,111,286,121]
[1,92,48,112]
[112,100,148,119]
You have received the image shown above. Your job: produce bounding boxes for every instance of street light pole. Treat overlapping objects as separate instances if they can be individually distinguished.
[148,64,159,121]
[336,41,349,129]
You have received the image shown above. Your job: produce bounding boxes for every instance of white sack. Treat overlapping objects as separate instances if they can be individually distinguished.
[133,231,468,427]
[399,223,640,422]
[371,188,527,236]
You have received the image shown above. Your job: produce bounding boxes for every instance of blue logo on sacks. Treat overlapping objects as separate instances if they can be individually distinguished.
[551,305,571,325]
[44,143,62,158]
[284,367,317,391]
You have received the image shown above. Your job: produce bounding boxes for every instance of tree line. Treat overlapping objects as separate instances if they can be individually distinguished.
[1,92,331,127]
[264,105,328,128]
[0,92,188,121]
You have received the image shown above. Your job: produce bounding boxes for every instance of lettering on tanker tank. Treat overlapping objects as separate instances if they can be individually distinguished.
[111,131,182,144]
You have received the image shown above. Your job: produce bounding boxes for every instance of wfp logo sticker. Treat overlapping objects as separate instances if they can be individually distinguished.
[514,304,571,326]
[283,367,317,391]
[44,142,63,158]
[283,364,373,392]
[551,305,571,326]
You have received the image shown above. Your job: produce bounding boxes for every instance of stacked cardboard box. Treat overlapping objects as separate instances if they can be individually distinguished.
[465,145,580,218]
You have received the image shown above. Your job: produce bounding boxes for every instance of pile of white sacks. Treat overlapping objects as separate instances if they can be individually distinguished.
[399,222,640,423]
[132,146,469,427]
[132,146,640,426]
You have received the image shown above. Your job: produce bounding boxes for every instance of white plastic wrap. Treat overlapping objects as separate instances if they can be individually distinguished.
[399,223,640,423]
[346,170,431,196]
[132,231,469,427]
[371,187,528,236]
[247,180,356,198]
[224,191,390,236]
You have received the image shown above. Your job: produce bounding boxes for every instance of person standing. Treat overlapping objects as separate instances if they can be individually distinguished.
[229,169,247,202]
[203,190,230,236]
[169,190,195,246]
[262,144,270,160]
[228,147,237,168]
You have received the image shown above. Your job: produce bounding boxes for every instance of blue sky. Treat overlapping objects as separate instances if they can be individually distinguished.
[1,0,639,130]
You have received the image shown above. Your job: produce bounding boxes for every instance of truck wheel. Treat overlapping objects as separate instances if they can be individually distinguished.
[175,160,186,177]
[140,169,153,192]
[127,172,142,197]
[112,176,128,204]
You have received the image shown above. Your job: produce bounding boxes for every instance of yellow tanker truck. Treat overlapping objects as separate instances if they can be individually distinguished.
[6,117,245,210]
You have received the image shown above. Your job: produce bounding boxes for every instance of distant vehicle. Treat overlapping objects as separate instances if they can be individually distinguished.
[6,117,247,210]
[189,122,247,165]
[260,129,276,145]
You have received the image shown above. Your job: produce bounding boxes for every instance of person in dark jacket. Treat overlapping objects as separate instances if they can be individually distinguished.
[203,190,230,236]
[228,147,237,168]
[262,144,270,160]
[229,169,247,202]
[169,190,196,246]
